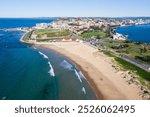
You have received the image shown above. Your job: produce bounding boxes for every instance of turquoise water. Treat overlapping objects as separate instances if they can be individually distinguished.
[0,18,96,100]
[115,24,150,43]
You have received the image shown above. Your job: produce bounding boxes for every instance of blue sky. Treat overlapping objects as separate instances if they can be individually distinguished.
[0,0,150,17]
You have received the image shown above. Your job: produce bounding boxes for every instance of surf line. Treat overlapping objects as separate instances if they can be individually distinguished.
[82,87,86,95]
[38,51,55,77]
[60,59,87,94]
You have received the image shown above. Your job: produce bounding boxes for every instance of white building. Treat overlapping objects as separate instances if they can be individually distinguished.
[35,23,48,29]
[113,33,126,40]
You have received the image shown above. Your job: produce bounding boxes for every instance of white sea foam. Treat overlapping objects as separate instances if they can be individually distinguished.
[74,69,82,83]
[82,87,86,95]
[48,61,55,77]
[38,51,55,77]
[33,47,37,50]
[79,71,86,80]
[38,51,49,59]
[60,60,73,70]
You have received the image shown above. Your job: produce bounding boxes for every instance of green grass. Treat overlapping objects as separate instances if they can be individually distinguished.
[35,29,70,37]
[101,40,127,48]
[101,39,150,64]
[80,31,107,38]
[36,38,61,42]
[114,57,150,85]
[102,50,115,57]
[102,49,150,86]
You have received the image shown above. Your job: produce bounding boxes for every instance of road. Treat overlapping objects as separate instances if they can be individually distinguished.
[69,32,150,72]
[119,54,150,72]
[84,40,150,72]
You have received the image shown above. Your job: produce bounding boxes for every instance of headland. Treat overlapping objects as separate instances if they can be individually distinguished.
[20,17,150,99]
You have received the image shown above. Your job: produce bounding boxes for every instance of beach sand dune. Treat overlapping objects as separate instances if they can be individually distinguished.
[36,42,142,100]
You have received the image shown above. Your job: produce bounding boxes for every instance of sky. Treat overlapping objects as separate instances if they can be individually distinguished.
[0,0,150,17]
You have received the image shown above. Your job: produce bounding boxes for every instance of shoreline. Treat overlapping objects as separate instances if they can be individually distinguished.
[114,24,150,44]
[35,44,103,99]
[32,42,142,100]
[19,27,147,100]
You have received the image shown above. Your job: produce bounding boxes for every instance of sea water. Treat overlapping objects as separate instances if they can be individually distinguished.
[115,24,150,43]
[0,18,96,100]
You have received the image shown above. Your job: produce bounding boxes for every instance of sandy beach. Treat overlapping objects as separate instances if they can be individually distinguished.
[34,41,142,100]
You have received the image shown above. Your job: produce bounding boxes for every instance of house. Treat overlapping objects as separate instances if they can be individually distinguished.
[35,23,48,29]
[62,38,72,41]
[113,33,126,40]
[62,38,80,42]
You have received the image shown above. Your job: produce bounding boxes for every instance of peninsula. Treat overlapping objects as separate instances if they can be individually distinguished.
[21,17,150,100]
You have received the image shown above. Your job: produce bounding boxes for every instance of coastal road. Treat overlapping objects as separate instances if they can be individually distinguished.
[108,48,150,72]
[85,41,150,72]
[119,54,150,72]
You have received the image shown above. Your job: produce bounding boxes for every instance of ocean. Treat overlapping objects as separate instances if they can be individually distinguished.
[0,18,96,100]
[115,24,150,43]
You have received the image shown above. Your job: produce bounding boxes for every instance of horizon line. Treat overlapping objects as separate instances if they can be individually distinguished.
[0,16,150,18]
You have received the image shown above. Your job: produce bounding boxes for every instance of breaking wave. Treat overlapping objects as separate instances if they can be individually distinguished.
[79,71,86,80]
[60,60,74,70]
[38,51,55,77]
[33,47,37,50]
[60,60,86,82]
[38,51,49,59]
[48,61,55,77]
[74,69,82,83]
[82,87,86,95]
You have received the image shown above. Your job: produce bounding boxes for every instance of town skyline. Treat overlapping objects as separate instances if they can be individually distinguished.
[0,0,150,18]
